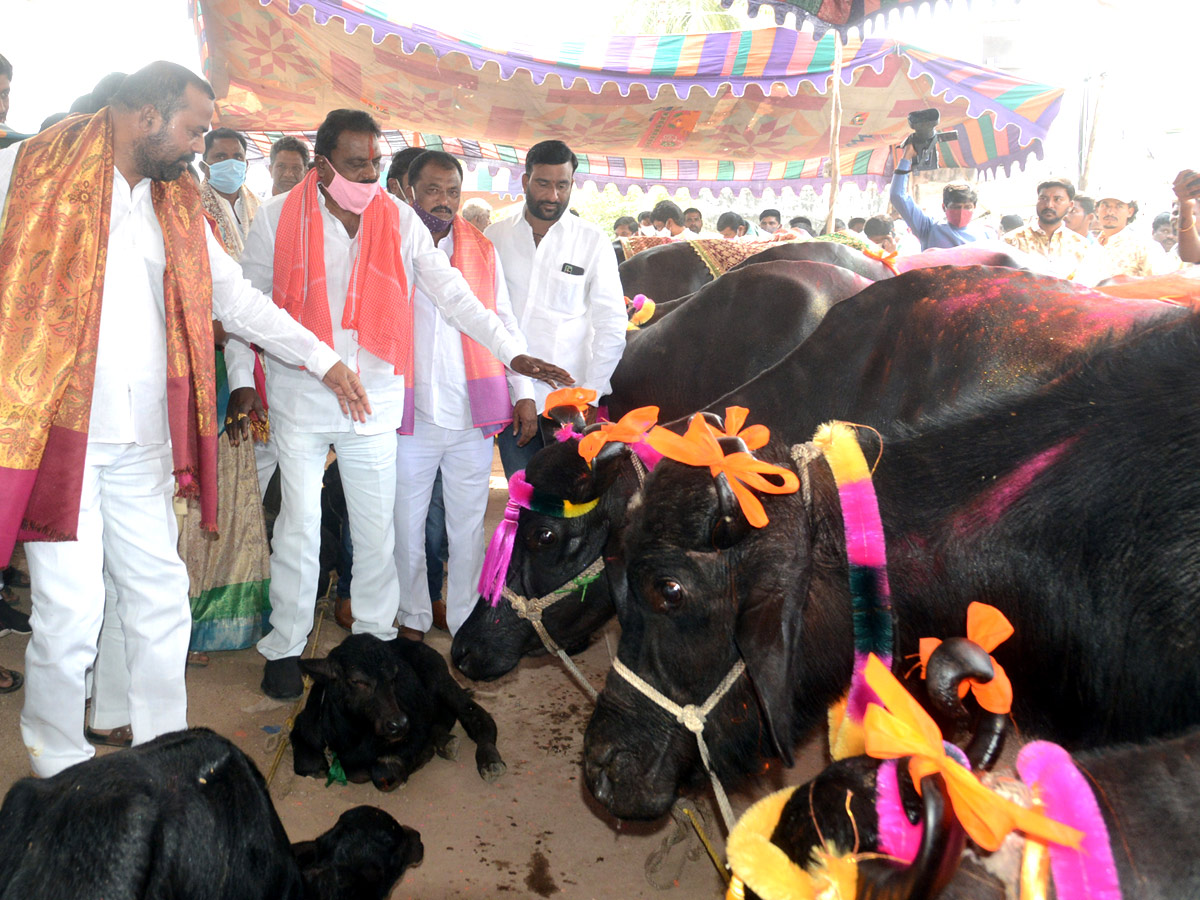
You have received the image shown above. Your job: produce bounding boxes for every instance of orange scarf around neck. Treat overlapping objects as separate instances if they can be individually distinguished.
[272,168,411,375]
[0,109,218,563]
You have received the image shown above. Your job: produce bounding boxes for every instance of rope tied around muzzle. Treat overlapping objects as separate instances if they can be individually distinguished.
[611,657,747,834]
[503,556,607,700]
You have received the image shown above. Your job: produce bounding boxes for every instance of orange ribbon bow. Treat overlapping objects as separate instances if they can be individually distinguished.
[863,654,1081,853]
[542,387,597,416]
[700,406,770,451]
[918,602,1014,715]
[645,414,798,528]
[578,406,659,464]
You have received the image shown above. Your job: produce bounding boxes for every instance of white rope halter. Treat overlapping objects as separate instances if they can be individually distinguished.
[501,447,650,703]
[611,656,747,833]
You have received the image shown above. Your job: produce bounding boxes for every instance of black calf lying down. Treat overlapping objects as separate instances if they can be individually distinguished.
[293,633,506,791]
[0,728,422,900]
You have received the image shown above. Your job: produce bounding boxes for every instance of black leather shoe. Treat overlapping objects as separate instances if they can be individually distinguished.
[261,656,304,700]
[0,598,31,637]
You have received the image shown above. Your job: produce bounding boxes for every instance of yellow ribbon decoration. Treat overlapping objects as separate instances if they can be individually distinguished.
[862,655,1082,853]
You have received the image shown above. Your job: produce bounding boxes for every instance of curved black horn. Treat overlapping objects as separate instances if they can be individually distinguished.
[854,773,966,900]
[698,411,725,430]
[539,405,586,446]
[925,638,993,719]
[926,637,1009,771]
[711,437,752,549]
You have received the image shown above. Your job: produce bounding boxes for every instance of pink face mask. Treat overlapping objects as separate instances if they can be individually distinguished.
[946,207,974,229]
[321,157,380,214]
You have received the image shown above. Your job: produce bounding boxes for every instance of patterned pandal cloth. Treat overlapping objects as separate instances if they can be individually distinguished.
[0,108,218,565]
[617,235,674,259]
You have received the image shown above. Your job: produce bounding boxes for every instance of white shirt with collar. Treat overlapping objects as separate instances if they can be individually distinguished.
[227,189,524,436]
[0,144,342,447]
[485,206,626,409]
[414,227,534,431]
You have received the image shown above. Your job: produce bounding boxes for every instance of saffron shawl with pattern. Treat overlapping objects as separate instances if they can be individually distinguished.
[400,215,511,436]
[0,109,219,564]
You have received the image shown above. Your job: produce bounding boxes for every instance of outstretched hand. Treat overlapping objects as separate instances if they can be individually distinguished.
[510,355,574,388]
[322,361,373,423]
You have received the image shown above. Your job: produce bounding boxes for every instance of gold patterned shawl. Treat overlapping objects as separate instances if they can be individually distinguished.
[0,109,219,563]
[200,180,259,261]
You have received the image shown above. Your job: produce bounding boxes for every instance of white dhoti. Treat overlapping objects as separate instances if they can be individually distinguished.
[22,441,191,777]
[258,428,400,661]
[394,420,493,636]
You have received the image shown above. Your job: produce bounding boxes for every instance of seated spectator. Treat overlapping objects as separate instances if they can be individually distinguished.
[788,215,814,235]
[461,198,492,232]
[385,147,426,200]
[847,216,865,233]
[863,214,897,254]
[637,210,656,236]
[683,207,704,234]
[890,141,992,248]
[1152,211,1176,252]
[613,215,638,238]
[1000,214,1024,233]
[759,208,782,234]
[716,211,747,239]
[268,136,309,196]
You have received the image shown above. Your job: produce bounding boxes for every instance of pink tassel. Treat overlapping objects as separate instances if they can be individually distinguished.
[1016,741,1122,900]
[555,423,580,442]
[876,759,923,864]
[478,471,534,607]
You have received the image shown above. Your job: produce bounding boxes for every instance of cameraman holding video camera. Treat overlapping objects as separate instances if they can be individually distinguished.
[889,136,993,250]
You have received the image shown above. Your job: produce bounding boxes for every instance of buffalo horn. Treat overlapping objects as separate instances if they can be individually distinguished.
[538,405,587,446]
[926,637,1008,771]
[711,437,751,549]
[854,773,966,900]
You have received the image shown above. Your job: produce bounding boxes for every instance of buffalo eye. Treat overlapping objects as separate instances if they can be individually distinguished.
[526,527,558,549]
[653,579,685,611]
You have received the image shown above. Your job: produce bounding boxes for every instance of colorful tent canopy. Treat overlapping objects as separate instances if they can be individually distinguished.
[721,0,1000,39]
[192,0,1062,197]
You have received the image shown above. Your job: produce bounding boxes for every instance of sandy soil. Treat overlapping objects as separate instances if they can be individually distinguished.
[0,456,826,900]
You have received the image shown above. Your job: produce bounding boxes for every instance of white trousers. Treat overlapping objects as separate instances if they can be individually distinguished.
[259,429,399,660]
[23,441,190,777]
[394,421,493,635]
[88,568,131,730]
[253,437,278,501]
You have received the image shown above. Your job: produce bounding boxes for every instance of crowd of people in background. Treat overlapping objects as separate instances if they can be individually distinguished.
[611,132,1198,286]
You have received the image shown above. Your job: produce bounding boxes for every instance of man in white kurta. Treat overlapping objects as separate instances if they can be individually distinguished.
[0,64,369,777]
[227,112,570,699]
[394,151,536,637]
[485,140,626,477]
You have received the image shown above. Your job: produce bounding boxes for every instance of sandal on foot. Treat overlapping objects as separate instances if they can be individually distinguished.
[187,651,210,668]
[85,724,133,748]
[0,667,22,694]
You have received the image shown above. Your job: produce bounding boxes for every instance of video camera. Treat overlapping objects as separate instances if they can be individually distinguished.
[902,109,959,171]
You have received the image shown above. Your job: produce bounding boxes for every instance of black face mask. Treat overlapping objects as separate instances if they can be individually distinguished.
[410,196,453,233]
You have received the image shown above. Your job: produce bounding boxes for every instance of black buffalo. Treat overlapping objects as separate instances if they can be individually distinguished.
[453,269,1186,685]
[585,308,1200,819]
[608,260,871,422]
[0,728,421,900]
[293,633,505,790]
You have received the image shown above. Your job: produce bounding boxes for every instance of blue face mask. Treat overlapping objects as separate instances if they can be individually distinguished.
[205,157,247,194]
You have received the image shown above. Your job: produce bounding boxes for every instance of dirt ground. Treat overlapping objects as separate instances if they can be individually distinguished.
[0,450,826,900]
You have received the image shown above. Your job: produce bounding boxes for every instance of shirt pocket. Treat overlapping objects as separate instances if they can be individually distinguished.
[545,269,586,317]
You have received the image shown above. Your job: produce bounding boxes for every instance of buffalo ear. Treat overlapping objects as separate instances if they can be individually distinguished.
[300,657,341,684]
[590,441,630,497]
[734,564,810,768]
[539,405,586,446]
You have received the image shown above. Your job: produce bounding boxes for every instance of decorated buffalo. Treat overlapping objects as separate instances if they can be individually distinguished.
[584,307,1200,820]
[618,236,894,304]
[608,260,872,422]
[728,644,1200,900]
[452,269,1187,685]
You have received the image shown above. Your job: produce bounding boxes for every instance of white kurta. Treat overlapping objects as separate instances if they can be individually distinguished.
[396,229,532,635]
[485,206,626,409]
[0,143,340,777]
